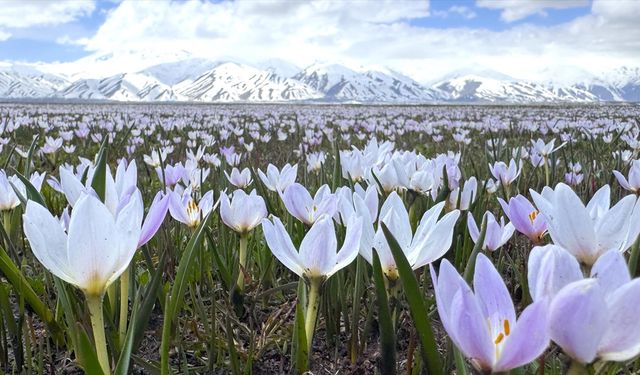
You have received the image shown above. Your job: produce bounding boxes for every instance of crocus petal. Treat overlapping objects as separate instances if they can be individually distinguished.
[590,250,631,296]
[411,210,460,269]
[299,216,337,276]
[586,184,611,219]
[449,287,496,372]
[549,279,607,364]
[594,194,636,256]
[528,245,582,301]
[59,167,85,207]
[598,279,640,361]
[66,194,122,295]
[23,201,75,285]
[613,171,632,191]
[138,192,170,247]
[329,216,362,277]
[543,184,598,264]
[473,254,516,336]
[262,217,304,277]
[168,191,190,225]
[495,301,549,372]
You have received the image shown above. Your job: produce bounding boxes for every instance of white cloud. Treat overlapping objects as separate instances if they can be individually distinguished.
[476,0,588,22]
[0,1,95,29]
[0,30,10,41]
[64,0,640,83]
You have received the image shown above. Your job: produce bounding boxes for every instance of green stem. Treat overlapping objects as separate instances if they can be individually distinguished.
[3,210,11,238]
[567,360,590,375]
[118,266,130,346]
[544,157,550,186]
[304,277,322,352]
[236,234,249,293]
[86,294,110,375]
[628,236,640,277]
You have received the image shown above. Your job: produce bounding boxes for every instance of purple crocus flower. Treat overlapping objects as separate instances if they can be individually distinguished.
[430,254,549,373]
[467,211,515,251]
[156,163,187,188]
[498,195,547,243]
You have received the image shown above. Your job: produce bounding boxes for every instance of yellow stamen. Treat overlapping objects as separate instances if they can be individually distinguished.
[528,210,538,225]
[494,333,505,345]
[503,319,510,336]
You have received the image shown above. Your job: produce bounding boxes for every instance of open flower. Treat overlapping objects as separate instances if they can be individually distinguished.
[364,191,459,280]
[262,214,362,280]
[220,189,267,235]
[531,183,640,265]
[258,163,297,193]
[168,188,215,228]
[430,254,549,373]
[467,211,515,251]
[529,246,640,363]
[489,159,521,187]
[613,159,640,193]
[282,183,337,225]
[225,167,252,188]
[0,171,25,211]
[498,195,546,243]
[23,192,142,297]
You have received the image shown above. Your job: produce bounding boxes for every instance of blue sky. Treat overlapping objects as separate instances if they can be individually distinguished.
[0,0,636,82]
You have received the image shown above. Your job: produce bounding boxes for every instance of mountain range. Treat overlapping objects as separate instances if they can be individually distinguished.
[0,53,638,103]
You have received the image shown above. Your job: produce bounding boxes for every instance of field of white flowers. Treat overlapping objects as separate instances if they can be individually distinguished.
[0,102,639,374]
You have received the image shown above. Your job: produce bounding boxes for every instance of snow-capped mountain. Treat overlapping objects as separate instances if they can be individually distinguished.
[0,54,638,103]
[433,73,599,103]
[293,63,441,102]
[176,62,322,102]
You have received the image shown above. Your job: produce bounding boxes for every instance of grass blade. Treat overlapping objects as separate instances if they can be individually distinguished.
[381,223,442,375]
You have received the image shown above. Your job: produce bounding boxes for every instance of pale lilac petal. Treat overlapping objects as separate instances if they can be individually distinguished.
[590,250,631,296]
[473,253,516,335]
[138,192,170,247]
[549,279,607,364]
[528,245,582,301]
[495,301,549,371]
[598,279,640,361]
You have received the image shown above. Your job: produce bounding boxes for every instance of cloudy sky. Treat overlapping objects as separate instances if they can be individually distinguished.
[0,0,638,82]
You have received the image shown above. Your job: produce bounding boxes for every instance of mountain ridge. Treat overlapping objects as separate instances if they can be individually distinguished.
[0,56,638,103]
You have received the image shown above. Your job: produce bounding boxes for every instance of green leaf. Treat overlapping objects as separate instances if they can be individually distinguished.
[10,170,47,208]
[76,322,106,375]
[372,251,396,375]
[132,250,167,352]
[0,246,63,343]
[114,300,138,375]
[167,212,210,321]
[24,134,40,177]
[381,223,442,375]
[91,138,109,202]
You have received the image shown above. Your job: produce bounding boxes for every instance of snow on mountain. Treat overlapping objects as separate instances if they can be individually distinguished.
[176,62,322,102]
[0,54,638,103]
[434,74,600,103]
[293,63,440,102]
[60,72,181,101]
[0,64,68,98]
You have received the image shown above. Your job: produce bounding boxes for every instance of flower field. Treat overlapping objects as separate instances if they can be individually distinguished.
[0,102,639,374]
